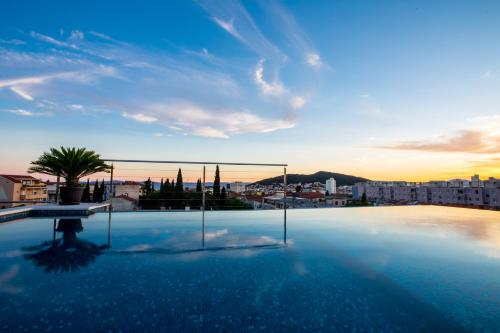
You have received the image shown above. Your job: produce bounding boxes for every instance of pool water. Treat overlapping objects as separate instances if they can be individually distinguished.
[0,206,499,332]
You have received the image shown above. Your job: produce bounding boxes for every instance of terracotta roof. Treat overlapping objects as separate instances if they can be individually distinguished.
[0,175,39,183]
[294,192,324,199]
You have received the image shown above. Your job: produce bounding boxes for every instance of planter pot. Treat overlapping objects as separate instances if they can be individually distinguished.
[59,186,85,205]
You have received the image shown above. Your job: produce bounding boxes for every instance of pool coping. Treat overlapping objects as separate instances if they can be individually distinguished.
[0,203,110,223]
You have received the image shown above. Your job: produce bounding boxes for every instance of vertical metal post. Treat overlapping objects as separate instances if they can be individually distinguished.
[202,165,206,248]
[107,210,112,248]
[52,218,57,244]
[55,175,60,204]
[109,163,114,212]
[283,167,287,244]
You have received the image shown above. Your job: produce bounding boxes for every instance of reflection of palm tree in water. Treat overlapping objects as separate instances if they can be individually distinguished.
[23,219,109,273]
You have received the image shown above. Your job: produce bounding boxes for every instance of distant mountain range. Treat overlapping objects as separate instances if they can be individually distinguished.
[253,171,369,186]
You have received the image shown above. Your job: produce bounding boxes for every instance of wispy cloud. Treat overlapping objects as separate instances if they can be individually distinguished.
[254,59,307,110]
[5,109,51,117]
[10,86,33,101]
[121,112,158,123]
[258,1,327,69]
[1,29,297,137]
[198,0,284,61]
[254,59,286,96]
[121,101,295,138]
[305,53,324,68]
[212,17,244,42]
[0,39,25,45]
[381,130,500,154]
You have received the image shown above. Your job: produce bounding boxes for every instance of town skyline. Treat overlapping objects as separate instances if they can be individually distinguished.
[1,0,499,181]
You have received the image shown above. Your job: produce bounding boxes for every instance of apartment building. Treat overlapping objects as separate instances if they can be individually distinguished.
[353,175,500,210]
[0,175,48,208]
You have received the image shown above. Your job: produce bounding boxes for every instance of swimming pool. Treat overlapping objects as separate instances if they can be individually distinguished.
[0,206,499,332]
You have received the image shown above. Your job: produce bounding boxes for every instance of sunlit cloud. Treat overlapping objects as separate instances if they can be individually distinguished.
[381,130,500,154]
[254,59,286,96]
[121,101,295,138]
[121,112,158,123]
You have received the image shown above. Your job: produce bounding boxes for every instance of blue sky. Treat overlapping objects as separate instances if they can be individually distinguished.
[1,0,499,180]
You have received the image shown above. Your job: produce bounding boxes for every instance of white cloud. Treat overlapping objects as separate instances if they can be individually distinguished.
[125,101,295,138]
[153,132,164,137]
[290,96,307,109]
[10,86,33,101]
[212,17,245,42]
[7,109,51,117]
[305,53,323,68]
[0,39,25,45]
[69,30,84,41]
[254,59,286,96]
[68,104,84,111]
[30,31,75,49]
[121,112,158,123]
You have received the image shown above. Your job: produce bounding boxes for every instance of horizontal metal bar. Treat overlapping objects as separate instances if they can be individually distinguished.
[103,159,287,167]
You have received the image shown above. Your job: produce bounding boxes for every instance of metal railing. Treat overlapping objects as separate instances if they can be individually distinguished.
[102,159,288,243]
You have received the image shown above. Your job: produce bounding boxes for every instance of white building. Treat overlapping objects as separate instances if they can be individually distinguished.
[325,178,337,194]
[229,181,246,193]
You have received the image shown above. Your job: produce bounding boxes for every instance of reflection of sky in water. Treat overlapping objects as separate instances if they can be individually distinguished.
[0,206,498,332]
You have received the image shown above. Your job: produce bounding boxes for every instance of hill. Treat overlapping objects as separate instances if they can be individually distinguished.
[253,171,369,186]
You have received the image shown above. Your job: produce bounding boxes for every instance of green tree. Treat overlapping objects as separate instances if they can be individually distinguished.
[82,179,91,202]
[143,177,152,196]
[100,179,105,201]
[93,179,100,202]
[361,192,368,206]
[175,169,184,193]
[28,147,110,187]
[213,165,221,198]
[160,178,164,193]
[196,178,202,192]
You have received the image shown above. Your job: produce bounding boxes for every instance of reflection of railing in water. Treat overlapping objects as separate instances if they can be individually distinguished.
[23,210,287,272]
[106,243,285,256]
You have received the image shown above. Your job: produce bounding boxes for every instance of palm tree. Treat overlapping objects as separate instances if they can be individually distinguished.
[28,147,110,204]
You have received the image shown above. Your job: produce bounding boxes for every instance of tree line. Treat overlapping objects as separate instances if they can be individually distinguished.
[139,165,249,210]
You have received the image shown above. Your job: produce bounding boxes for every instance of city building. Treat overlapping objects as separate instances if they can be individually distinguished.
[0,175,48,208]
[109,181,142,201]
[352,175,499,210]
[325,178,337,194]
[229,181,246,193]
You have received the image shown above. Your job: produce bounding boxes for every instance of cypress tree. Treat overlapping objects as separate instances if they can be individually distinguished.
[160,178,164,193]
[165,179,170,192]
[144,177,152,196]
[82,179,91,202]
[221,186,227,200]
[196,178,202,192]
[213,165,221,198]
[93,179,100,202]
[175,168,184,194]
[100,179,105,201]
